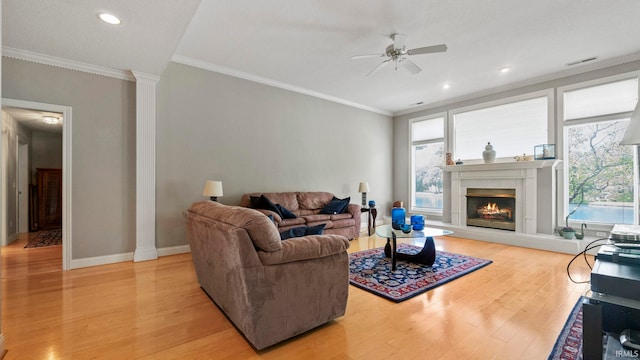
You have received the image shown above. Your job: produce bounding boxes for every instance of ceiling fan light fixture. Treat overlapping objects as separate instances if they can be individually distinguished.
[98,12,122,25]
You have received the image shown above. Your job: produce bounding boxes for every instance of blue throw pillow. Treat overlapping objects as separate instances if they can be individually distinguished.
[275,204,297,219]
[305,224,326,235]
[250,195,283,217]
[280,226,306,240]
[319,196,350,214]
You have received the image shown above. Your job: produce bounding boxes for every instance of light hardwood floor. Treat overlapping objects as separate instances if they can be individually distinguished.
[1,231,591,359]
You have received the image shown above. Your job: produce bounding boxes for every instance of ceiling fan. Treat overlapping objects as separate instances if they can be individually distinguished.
[351,33,447,76]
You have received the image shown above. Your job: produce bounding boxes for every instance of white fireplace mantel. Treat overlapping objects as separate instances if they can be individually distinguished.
[443,160,561,236]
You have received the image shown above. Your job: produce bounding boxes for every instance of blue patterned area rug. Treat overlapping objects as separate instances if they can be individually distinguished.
[548,297,583,360]
[349,243,492,302]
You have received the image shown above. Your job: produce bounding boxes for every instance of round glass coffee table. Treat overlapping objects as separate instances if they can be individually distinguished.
[375,224,453,271]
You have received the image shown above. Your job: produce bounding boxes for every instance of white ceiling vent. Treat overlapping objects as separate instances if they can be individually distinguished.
[566,57,598,66]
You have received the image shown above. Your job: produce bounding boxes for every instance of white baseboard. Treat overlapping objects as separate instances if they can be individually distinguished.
[69,245,192,269]
[70,252,134,269]
[6,233,17,245]
[157,245,191,257]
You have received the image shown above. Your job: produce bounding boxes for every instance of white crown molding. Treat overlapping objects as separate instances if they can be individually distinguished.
[171,54,392,117]
[395,52,640,117]
[2,46,135,82]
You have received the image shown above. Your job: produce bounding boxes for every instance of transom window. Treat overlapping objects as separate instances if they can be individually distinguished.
[452,95,549,160]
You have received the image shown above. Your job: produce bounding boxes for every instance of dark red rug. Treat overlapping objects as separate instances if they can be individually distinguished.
[24,229,62,248]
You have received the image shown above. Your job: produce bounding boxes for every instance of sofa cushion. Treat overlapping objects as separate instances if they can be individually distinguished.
[280,218,305,227]
[301,214,330,223]
[332,218,355,229]
[260,192,299,213]
[319,196,350,214]
[307,220,333,229]
[297,192,334,210]
[280,226,307,240]
[329,213,352,221]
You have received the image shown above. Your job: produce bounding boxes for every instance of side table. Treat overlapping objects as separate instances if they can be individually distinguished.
[360,207,378,236]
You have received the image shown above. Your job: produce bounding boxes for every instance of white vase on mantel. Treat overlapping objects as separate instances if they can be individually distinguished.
[482,142,496,163]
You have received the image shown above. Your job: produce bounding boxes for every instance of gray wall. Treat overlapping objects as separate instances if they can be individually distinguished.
[156,62,393,248]
[31,131,62,175]
[2,58,137,259]
[393,61,640,213]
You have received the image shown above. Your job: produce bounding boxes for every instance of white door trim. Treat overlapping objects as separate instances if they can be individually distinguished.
[2,98,72,270]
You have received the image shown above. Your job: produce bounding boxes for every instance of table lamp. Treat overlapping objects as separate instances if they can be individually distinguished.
[358,182,370,207]
[202,180,223,201]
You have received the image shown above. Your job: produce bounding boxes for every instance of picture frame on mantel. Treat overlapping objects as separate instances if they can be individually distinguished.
[534,144,556,160]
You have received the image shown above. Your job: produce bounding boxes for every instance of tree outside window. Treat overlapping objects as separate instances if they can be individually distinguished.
[567,119,635,224]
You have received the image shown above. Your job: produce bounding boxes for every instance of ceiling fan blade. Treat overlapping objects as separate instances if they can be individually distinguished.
[351,54,385,60]
[407,44,448,55]
[367,60,391,76]
[402,58,422,74]
[391,33,408,50]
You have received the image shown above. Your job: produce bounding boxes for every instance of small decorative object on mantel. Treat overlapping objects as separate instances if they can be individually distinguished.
[534,144,556,160]
[455,159,463,165]
[445,152,454,165]
[482,142,496,163]
[514,153,534,161]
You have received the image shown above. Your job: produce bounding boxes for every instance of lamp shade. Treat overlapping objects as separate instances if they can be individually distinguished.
[202,180,223,197]
[358,182,370,193]
[620,101,640,145]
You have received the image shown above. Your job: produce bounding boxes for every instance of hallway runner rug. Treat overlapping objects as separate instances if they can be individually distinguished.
[548,296,584,360]
[348,243,492,302]
[24,229,62,248]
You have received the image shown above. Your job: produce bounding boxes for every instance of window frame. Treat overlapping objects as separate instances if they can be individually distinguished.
[557,72,640,230]
[409,113,446,218]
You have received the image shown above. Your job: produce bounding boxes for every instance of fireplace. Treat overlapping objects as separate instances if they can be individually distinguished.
[466,188,516,231]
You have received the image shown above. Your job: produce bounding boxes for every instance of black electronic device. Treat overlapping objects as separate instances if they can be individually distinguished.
[591,260,640,301]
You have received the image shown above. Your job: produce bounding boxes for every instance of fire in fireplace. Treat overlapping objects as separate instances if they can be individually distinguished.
[466,188,516,231]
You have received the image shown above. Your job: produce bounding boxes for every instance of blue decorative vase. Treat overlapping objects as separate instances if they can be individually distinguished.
[411,215,425,231]
[391,207,406,230]
[368,200,376,208]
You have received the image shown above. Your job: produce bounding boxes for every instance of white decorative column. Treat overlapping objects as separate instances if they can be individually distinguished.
[0,0,6,355]
[132,71,159,262]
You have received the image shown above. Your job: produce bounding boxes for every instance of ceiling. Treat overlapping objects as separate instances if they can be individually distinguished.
[3,0,640,115]
[3,107,63,134]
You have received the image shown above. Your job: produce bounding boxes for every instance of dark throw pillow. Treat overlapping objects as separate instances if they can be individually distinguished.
[319,196,350,215]
[275,204,297,219]
[305,224,326,236]
[250,195,282,217]
[280,226,306,240]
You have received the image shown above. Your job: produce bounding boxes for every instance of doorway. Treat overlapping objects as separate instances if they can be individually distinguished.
[1,99,72,270]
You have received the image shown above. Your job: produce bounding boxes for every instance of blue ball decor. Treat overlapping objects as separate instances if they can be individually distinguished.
[368,200,376,208]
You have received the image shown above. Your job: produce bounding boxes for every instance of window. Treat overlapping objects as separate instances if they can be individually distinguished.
[453,95,548,160]
[563,77,639,225]
[411,116,444,214]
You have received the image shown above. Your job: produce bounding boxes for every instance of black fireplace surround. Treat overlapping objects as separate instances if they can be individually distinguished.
[466,188,516,231]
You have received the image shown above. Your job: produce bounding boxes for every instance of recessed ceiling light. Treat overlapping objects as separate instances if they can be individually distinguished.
[42,116,60,125]
[443,83,450,90]
[500,67,511,73]
[98,12,121,25]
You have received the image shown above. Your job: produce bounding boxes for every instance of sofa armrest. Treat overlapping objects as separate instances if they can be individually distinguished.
[257,234,350,265]
[254,209,283,223]
[346,203,361,238]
